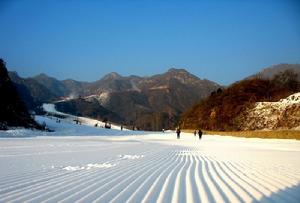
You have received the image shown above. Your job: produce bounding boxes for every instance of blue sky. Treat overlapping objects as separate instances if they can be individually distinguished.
[0,0,299,85]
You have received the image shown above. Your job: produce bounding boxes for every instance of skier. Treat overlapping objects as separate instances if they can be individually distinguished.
[176,127,181,139]
[194,130,197,136]
[198,129,203,140]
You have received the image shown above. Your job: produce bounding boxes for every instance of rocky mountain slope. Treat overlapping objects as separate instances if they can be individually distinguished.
[88,69,220,130]
[55,98,124,124]
[0,59,40,130]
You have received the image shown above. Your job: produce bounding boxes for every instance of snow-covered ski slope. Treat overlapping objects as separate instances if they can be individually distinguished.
[0,115,144,138]
[0,131,300,202]
[42,103,122,130]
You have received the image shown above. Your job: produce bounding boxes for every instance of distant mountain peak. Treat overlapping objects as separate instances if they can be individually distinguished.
[167,68,188,74]
[33,73,60,81]
[102,72,122,80]
[34,73,50,78]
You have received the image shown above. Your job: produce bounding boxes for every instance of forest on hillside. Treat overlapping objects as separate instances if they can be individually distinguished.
[180,70,300,131]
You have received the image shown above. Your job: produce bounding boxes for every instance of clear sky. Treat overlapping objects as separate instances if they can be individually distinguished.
[0,0,299,85]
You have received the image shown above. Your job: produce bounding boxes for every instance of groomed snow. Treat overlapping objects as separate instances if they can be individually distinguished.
[0,125,300,202]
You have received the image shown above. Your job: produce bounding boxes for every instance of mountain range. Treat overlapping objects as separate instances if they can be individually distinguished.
[6,63,300,131]
[9,68,221,130]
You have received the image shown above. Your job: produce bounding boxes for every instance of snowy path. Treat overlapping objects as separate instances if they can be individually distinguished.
[0,134,300,203]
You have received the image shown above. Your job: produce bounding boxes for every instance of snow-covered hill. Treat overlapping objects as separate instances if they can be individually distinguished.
[0,115,146,138]
[0,104,140,138]
[42,103,122,130]
[237,92,300,130]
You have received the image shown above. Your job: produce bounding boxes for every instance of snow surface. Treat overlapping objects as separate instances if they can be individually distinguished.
[0,120,300,202]
[255,92,300,111]
[43,103,64,115]
[42,103,123,130]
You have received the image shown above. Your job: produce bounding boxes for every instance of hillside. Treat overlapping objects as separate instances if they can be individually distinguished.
[236,92,300,130]
[9,71,58,110]
[180,69,300,131]
[0,59,40,130]
[247,63,300,80]
[55,98,124,124]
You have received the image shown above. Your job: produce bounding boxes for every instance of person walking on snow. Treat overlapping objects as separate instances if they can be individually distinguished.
[198,129,203,140]
[176,128,181,139]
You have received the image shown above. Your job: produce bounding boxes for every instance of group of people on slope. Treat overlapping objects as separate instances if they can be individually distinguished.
[176,128,203,140]
[194,129,203,139]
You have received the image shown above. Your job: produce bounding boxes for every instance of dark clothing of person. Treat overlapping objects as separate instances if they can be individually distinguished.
[198,129,203,140]
[194,130,196,136]
[176,128,181,139]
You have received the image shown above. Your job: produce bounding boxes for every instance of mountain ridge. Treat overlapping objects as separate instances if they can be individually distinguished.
[8,63,299,131]
[9,68,221,130]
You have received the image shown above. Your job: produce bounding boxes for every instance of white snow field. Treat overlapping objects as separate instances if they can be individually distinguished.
[0,110,300,202]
